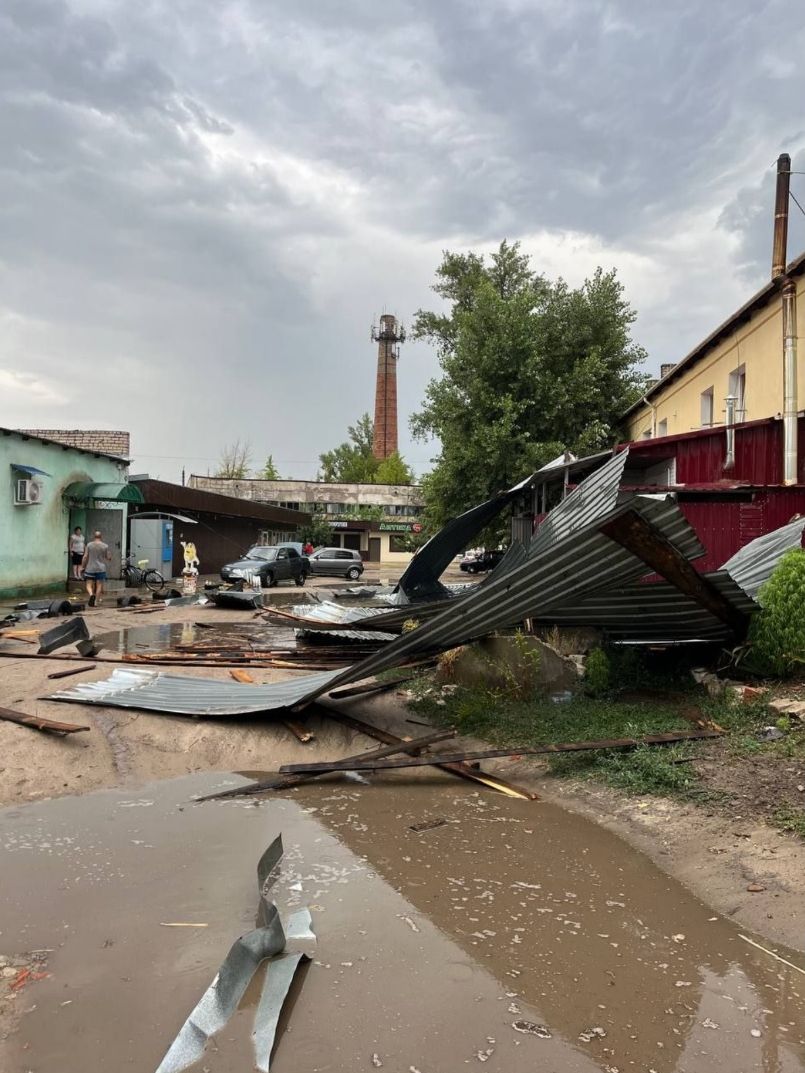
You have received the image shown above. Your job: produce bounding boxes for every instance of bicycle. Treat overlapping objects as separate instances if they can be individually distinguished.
[122,554,166,593]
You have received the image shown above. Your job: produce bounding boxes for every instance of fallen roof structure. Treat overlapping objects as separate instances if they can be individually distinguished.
[50,450,803,718]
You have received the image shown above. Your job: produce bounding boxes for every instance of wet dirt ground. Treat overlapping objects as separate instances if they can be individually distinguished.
[1,771,804,1073]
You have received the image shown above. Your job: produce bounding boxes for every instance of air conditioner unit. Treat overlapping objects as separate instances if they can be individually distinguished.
[14,479,43,505]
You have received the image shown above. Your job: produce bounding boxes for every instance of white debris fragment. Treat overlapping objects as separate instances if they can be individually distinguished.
[401,916,420,933]
[675,981,692,987]
[508,1002,522,1014]
[750,1028,762,1038]
[672,934,686,943]
[475,1048,494,1061]
[702,1018,719,1029]
[512,1021,551,1038]
[578,1027,607,1042]
[371,1055,383,1067]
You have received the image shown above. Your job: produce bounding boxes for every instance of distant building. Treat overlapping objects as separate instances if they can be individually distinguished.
[0,427,137,597]
[188,476,425,563]
[129,478,310,577]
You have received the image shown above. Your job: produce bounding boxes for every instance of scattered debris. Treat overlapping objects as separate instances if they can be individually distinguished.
[46,664,97,680]
[408,818,449,833]
[38,615,90,655]
[738,935,805,978]
[0,705,89,735]
[511,1020,551,1038]
[278,729,723,776]
[200,728,457,801]
[578,1026,607,1042]
[154,835,313,1073]
[159,922,209,928]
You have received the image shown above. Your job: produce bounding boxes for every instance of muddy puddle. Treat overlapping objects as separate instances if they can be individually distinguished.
[93,621,299,655]
[1,773,804,1072]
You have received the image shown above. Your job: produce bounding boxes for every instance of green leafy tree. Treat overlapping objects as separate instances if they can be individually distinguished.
[746,549,805,677]
[375,451,413,485]
[301,515,334,549]
[215,438,252,479]
[319,413,379,483]
[411,241,648,529]
[257,454,280,480]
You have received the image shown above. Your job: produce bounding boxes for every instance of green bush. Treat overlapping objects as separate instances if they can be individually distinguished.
[584,648,611,696]
[747,549,805,677]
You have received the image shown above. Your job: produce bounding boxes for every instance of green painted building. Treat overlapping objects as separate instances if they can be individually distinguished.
[0,428,141,598]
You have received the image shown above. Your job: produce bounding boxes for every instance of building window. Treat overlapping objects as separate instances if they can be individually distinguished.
[640,428,652,440]
[657,418,668,437]
[728,364,746,421]
[700,388,714,428]
[389,535,409,553]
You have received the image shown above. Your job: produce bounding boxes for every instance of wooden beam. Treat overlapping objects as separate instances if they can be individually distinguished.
[279,728,722,775]
[0,706,90,735]
[197,728,457,800]
[599,509,748,634]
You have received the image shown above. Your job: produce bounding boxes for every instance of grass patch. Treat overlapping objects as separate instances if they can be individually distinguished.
[412,683,714,799]
[772,806,805,838]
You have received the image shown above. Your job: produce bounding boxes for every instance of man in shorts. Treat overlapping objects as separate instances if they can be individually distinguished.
[81,530,111,607]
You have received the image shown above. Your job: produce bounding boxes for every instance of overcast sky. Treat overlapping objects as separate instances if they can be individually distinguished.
[2,0,805,482]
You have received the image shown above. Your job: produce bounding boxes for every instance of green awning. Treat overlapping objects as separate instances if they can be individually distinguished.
[63,482,145,504]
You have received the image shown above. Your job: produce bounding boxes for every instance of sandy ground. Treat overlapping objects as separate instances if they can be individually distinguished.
[1,595,804,962]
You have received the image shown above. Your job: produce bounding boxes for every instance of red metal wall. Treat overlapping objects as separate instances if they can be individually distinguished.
[677,490,805,572]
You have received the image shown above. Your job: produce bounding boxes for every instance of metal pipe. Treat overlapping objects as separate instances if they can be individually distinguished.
[724,394,736,470]
[772,153,791,279]
[782,279,798,485]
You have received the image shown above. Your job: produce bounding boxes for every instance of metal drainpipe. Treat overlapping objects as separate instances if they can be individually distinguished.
[724,394,736,470]
[783,279,798,485]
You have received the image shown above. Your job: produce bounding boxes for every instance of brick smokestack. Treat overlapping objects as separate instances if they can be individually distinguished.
[371,313,404,460]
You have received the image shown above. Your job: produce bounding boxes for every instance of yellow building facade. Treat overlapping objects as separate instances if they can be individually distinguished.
[624,252,805,441]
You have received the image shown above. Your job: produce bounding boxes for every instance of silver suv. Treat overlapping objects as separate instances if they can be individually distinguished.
[306,547,364,579]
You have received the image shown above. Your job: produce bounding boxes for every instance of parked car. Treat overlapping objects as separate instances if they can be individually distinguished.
[459,549,506,574]
[220,545,307,588]
[306,547,364,580]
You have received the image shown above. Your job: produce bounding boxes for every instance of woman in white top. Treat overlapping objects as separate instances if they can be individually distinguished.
[69,527,85,579]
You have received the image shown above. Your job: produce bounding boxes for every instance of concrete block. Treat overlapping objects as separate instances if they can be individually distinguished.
[437,634,579,696]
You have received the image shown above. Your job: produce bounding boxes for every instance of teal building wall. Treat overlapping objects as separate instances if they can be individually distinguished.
[0,431,128,598]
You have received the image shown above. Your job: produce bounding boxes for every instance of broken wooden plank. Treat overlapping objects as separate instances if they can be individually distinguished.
[197,728,457,801]
[282,719,315,744]
[316,706,540,800]
[0,706,90,735]
[279,728,723,775]
[327,674,418,700]
[47,665,97,680]
[229,669,255,683]
[600,510,748,634]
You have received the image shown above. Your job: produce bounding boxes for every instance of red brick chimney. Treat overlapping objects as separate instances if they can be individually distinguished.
[371,313,405,460]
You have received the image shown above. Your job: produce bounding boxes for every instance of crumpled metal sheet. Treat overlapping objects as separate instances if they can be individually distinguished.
[155,835,314,1073]
[50,666,346,715]
[720,517,805,598]
[392,472,536,601]
[253,951,309,1072]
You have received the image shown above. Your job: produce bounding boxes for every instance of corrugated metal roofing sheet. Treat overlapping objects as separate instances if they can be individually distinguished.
[393,472,535,601]
[50,667,347,715]
[52,451,799,718]
[721,516,805,598]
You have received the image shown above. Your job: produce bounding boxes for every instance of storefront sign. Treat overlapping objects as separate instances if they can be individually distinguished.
[378,522,422,533]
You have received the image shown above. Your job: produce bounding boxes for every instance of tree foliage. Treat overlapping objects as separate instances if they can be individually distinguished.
[319,414,413,485]
[258,454,280,480]
[215,438,252,479]
[301,515,334,549]
[375,451,414,485]
[411,241,648,528]
[746,549,805,677]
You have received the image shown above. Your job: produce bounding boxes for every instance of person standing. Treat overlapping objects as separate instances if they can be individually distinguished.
[82,530,111,607]
[303,539,314,556]
[68,526,85,580]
